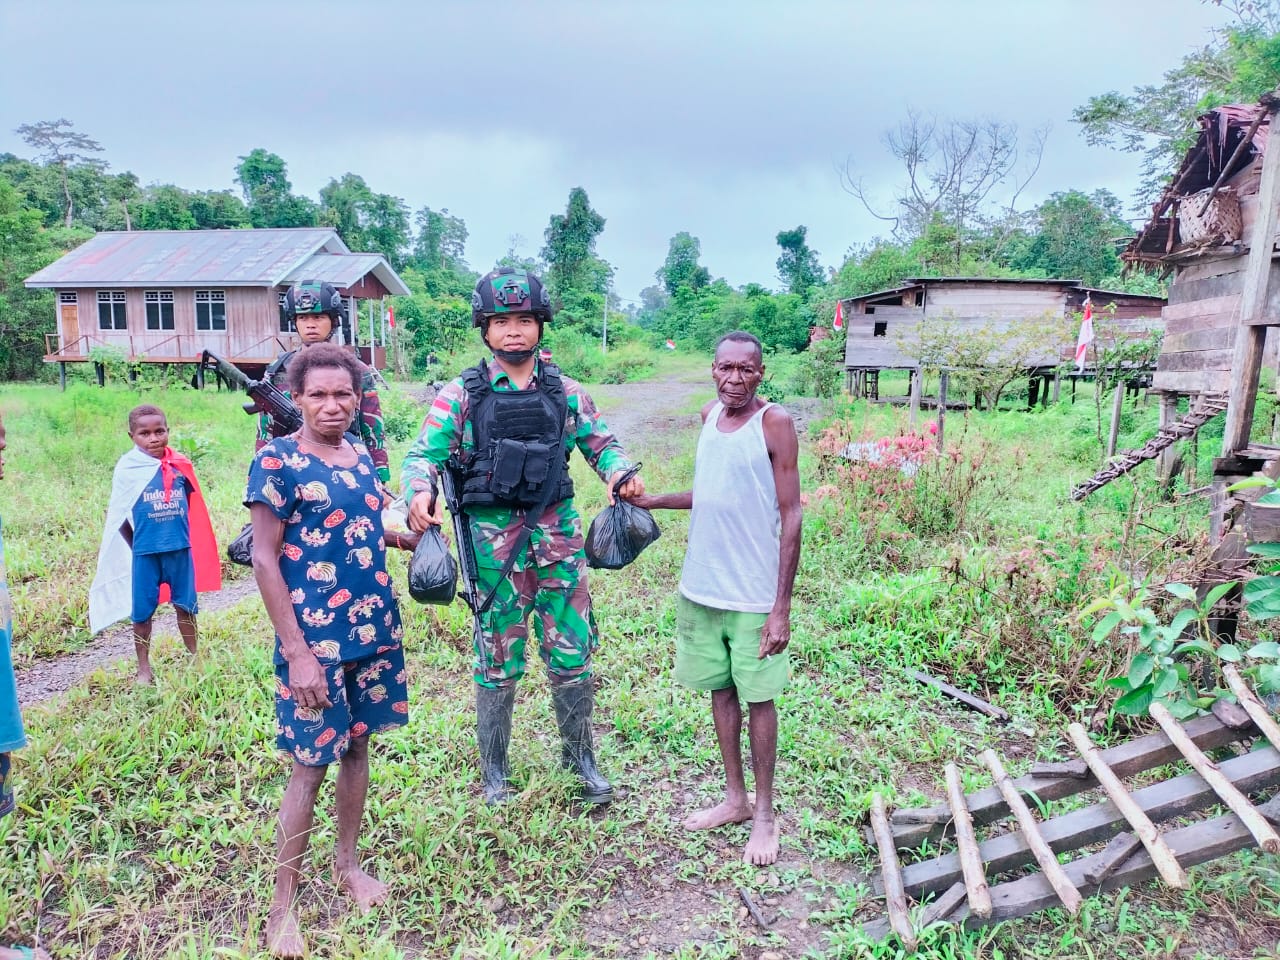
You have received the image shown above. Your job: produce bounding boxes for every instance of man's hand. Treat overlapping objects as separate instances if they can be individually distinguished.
[407,488,445,532]
[608,470,646,505]
[287,650,333,710]
[623,492,655,509]
[758,608,791,659]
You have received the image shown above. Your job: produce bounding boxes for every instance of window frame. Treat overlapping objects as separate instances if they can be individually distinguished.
[194,289,227,332]
[97,290,127,331]
[144,290,175,331]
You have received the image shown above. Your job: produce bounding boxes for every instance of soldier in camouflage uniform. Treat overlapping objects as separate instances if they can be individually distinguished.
[259,280,390,484]
[402,267,643,805]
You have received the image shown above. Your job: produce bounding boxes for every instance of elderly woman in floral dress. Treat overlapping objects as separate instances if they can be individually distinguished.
[246,342,409,959]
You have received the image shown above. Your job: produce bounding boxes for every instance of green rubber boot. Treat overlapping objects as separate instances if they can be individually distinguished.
[475,683,516,805]
[551,678,614,805]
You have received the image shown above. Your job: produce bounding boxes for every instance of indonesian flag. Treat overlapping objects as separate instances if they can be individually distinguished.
[387,306,395,329]
[665,339,676,350]
[1074,298,1094,373]
[833,300,845,331]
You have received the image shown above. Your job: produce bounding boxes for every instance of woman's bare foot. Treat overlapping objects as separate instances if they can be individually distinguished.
[337,866,389,913]
[743,815,780,865]
[265,906,305,959]
[683,796,754,831]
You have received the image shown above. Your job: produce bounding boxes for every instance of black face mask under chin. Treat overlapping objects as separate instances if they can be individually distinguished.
[492,346,537,363]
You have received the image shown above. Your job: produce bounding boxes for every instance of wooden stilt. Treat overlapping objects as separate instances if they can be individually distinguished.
[1066,722,1187,888]
[944,763,992,918]
[870,793,918,951]
[981,749,1083,914]
[1222,664,1280,754]
[1149,701,1280,853]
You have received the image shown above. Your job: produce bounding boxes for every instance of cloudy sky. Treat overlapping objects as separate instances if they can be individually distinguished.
[0,0,1230,301]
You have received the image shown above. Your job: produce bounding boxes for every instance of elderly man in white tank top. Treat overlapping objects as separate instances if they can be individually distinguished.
[625,330,802,866]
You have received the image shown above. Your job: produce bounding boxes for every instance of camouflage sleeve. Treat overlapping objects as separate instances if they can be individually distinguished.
[401,379,468,508]
[358,371,390,483]
[565,382,632,482]
[258,357,290,447]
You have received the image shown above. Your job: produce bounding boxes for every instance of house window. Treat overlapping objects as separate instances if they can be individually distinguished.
[278,292,291,332]
[195,290,226,331]
[145,290,175,331]
[865,306,875,314]
[873,322,888,337]
[97,291,127,330]
[59,292,77,304]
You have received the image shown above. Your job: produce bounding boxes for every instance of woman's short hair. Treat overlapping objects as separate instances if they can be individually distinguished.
[288,342,363,397]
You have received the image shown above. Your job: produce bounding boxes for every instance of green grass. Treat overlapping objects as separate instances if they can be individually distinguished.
[3,371,1280,957]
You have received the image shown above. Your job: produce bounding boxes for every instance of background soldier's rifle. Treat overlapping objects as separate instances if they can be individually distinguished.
[200,349,302,437]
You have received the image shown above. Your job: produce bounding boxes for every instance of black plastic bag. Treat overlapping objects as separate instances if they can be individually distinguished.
[408,526,458,604]
[585,464,660,570]
[227,522,254,566]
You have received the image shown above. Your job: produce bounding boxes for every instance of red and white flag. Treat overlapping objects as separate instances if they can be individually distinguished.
[833,300,845,331]
[664,339,676,350]
[387,306,395,329]
[1074,298,1093,373]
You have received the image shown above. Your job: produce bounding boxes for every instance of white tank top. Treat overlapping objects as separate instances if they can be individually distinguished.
[679,401,779,613]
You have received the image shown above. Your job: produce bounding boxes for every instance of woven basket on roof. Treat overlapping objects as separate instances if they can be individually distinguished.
[1178,187,1243,245]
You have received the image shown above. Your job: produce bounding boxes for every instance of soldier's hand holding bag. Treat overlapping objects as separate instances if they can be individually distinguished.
[585,463,660,570]
[408,526,458,604]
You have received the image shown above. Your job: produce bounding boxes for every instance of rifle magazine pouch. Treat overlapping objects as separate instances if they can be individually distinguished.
[521,442,551,499]
[490,439,527,501]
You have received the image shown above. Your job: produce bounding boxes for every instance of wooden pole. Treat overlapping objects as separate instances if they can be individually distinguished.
[870,793,918,951]
[981,749,1083,914]
[1066,722,1188,889]
[1222,663,1280,753]
[909,366,921,427]
[944,763,993,918]
[1148,701,1280,853]
[1222,89,1280,456]
[937,372,948,450]
[1107,383,1125,458]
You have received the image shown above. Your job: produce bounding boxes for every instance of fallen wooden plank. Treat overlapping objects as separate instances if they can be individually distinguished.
[1222,664,1280,753]
[917,881,967,928]
[1149,702,1280,854]
[982,749,1083,915]
[1066,722,1188,889]
[891,713,1251,847]
[864,795,1280,938]
[871,793,918,951]
[1030,759,1089,780]
[944,762,993,919]
[1081,832,1143,886]
[908,670,1011,722]
[900,744,1280,898]
[1211,695,1255,731]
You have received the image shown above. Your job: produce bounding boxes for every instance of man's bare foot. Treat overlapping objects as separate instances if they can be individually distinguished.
[337,866,389,912]
[743,816,780,865]
[266,906,305,958]
[135,670,154,686]
[683,796,754,831]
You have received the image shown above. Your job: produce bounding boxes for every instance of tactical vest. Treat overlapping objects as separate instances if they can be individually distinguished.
[459,360,575,509]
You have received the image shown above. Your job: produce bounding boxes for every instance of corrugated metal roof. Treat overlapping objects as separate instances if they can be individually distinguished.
[283,253,412,297]
[25,228,347,287]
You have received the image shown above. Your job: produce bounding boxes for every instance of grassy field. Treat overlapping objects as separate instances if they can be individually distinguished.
[1,364,1279,959]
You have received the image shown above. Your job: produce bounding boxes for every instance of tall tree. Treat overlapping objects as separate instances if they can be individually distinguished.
[775,225,823,295]
[411,206,469,271]
[234,149,317,228]
[106,172,140,230]
[319,173,410,265]
[541,187,608,308]
[658,231,711,296]
[15,119,106,227]
[1009,189,1129,285]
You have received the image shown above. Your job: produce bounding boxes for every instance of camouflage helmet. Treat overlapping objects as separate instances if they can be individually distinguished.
[283,280,347,330]
[471,267,553,327]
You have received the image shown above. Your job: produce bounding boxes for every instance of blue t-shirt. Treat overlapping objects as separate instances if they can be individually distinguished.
[131,468,190,556]
[244,437,404,666]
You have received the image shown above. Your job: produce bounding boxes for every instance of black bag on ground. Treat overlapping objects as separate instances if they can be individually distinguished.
[585,464,660,570]
[227,522,254,566]
[408,526,458,604]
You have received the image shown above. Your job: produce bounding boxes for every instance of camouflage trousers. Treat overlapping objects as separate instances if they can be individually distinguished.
[474,553,598,689]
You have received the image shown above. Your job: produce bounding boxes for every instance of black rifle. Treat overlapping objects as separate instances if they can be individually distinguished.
[201,349,303,437]
[438,461,486,647]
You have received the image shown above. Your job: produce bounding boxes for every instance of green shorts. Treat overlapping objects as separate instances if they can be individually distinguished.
[675,594,788,703]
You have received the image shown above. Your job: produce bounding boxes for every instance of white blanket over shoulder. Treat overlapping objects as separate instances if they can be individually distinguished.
[89,447,161,634]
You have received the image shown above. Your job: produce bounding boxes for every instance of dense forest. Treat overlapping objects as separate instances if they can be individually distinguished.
[2,0,1279,381]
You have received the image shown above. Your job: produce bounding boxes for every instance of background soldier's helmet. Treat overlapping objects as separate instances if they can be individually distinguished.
[471,267,553,327]
[283,280,347,332]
